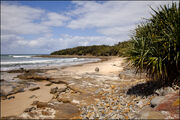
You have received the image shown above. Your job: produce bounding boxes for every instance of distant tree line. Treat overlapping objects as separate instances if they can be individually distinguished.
[51,41,133,56]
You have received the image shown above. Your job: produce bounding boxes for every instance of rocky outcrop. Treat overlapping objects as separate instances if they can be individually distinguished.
[155,92,179,119]
[150,96,165,107]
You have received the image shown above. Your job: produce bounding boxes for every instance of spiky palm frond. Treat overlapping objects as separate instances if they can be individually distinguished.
[130,3,180,84]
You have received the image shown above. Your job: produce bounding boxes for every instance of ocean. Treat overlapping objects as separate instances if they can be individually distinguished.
[0,54,100,71]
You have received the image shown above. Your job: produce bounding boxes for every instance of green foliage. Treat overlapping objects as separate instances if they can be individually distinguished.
[130,3,180,84]
[51,41,132,56]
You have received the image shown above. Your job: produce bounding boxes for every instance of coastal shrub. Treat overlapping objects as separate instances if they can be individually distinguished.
[130,3,180,85]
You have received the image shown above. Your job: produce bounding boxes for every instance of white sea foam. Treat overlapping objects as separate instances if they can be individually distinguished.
[1,60,54,65]
[12,55,32,58]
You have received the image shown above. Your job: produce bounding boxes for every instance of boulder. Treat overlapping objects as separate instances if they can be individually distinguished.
[150,96,165,107]
[50,87,58,94]
[139,111,165,119]
[95,67,99,72]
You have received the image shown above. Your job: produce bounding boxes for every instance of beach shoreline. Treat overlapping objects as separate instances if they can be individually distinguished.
[0,56,122,117]
[1,56,179,119]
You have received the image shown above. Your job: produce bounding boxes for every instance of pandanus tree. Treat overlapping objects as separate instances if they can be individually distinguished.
[130,2,180,85]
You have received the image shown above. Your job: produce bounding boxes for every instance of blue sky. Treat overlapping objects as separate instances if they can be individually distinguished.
[1,1,177,54]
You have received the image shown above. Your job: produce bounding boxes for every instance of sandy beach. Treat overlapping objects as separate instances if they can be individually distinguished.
[1,57,123,117]
[1,57,179,119]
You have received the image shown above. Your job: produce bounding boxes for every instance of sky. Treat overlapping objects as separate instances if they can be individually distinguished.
[1,1,178,54]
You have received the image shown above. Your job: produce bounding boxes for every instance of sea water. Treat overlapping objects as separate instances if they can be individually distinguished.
[0,54,100,71]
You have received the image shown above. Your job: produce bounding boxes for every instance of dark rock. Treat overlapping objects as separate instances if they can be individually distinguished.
[35,101,49,108]
[24,107,36,112]
[45,82,52,86]
[50,87,58,94]
[20,68,24,71]
[95,67,99,72]
[7,96,15,100]
[50,79,68,84]
[29,86,40,91]
[0,79,5,82]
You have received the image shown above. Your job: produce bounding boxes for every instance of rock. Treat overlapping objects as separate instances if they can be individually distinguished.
[57,96,72,103]
[50,79,68,84]
[35,101,49,108]
[20,68,24,71]
[0,85,14,96]
[45,82,52,86]
[54,103,80,119]
[50,87,58,94]
[24,107,36,112]
[95,67,99,72]
[29,86,40,91]
[1,96,7,100]
[163,87,175,95]
[57,85,67,93]
[139,105,154,115]
[0,79,5,82]
[137,100,144,108]
[139,111,165,119]
[155,92,179,119]
[41,110,52,116]
[29,95,37,99]
[32,100,39,105]
[155,87,175,96]
[7,96,15,100]
[17,73,50,81]
[150,96,164,107]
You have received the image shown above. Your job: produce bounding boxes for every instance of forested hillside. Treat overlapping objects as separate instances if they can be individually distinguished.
[51,41,132,56]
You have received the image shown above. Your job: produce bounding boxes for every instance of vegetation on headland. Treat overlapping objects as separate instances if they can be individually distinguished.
[51,40,132,57]
[130,3,179,85]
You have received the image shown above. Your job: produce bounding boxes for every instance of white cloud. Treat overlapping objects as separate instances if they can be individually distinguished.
[42,12,69,27]
[1,3,69,35]
[98,25,136,36]
[67,1,176,37]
